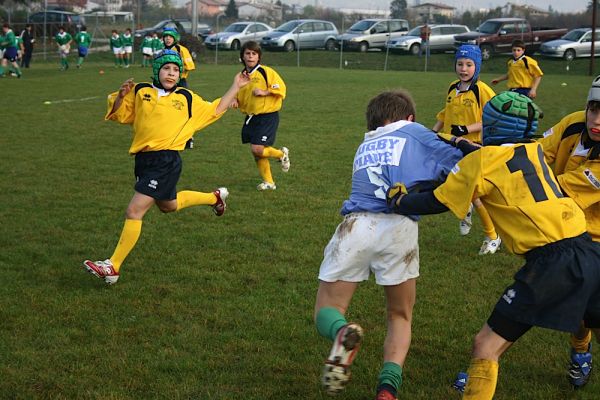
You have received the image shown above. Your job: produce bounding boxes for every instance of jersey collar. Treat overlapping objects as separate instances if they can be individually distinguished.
[365,120,412,139]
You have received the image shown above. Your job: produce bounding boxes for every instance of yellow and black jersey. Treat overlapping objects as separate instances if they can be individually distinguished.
[169,44,195,79]
[434,142,586,254]
[539,110,600,242]
[106,83,223,154]
[237,64,286,115]
[436,80,495,143]
[507,55,543,89]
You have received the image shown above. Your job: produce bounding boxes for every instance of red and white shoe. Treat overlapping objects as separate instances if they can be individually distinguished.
[212,187,228,216]
[83,259,119,285]
[376,388,398,400]
[321,323,364,395]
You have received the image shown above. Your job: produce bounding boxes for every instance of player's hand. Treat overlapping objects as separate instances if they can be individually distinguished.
[118,78,135,98]
[491,79,499,85]
[235,71,250,89]
[386,182,408,208]
[451,125,469,136]
[229,99,239,109]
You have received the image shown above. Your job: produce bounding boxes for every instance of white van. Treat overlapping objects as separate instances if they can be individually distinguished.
[337,19,409,52]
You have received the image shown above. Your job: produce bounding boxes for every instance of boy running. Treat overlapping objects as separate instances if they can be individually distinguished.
[74,26,91,68]
[0,23,22,78]
[315,90,464,400]
[491,39,543,99]
[82,50,250,284]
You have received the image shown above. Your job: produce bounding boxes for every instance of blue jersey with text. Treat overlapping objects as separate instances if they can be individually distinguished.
[341,120,462,216]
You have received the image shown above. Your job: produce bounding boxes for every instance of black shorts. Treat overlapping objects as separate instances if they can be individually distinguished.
[241,112,279,146]
[492,233,600,334]
[3,47,17,62]
[134,150,182,201]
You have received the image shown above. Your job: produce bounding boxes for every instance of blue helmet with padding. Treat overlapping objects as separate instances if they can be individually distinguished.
[482,91,542,145]
[455,44,481,82]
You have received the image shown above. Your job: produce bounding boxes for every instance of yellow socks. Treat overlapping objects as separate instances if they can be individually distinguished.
[262,146,284,159]
[571,329,592,352]
[475,203,498,240]
[176,190,217,211]
[463,358,499,400]
[256,157,274,184]
[110,219,142,271]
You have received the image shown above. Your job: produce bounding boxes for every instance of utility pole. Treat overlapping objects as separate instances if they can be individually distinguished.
[591,0,597,76]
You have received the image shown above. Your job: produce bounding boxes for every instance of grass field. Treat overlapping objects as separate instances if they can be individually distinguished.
[1,53,599,399]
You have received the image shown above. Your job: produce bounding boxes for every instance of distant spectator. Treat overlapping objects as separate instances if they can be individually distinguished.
[19,24,34,68]
[419,23,431,57]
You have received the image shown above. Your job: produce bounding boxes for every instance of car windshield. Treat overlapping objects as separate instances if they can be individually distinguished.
[225,24,247,33]
[562,29,587,41]
[348,20,376,32]
[406,26,422,36]
[477,21,502,34]
[275,21,301,32]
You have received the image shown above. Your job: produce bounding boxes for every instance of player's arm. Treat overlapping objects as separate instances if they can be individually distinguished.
[386,183,449,215]
[557,161,600,210]
[106,79,136,123]
[491,73,508,85]
[529,76,542,99]
[216,72,251,114]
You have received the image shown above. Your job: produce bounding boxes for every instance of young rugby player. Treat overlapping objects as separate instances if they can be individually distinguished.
[388,91,600,400]
[538,75,600,388]
[55,26,72,71]
[82,50,250,284]
[231,41,290,190]
[109,29,123,67]
[0,24,22,78]
[121,28,133,68]
[491,39,543,99]
[315,90,464,400]
[74,26,91,68]
[432,45,500,255]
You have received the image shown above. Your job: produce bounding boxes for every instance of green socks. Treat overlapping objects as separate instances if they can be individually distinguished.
[377,362,403,393]
[316,307,347,341]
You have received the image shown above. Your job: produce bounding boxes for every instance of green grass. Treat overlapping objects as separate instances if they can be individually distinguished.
[1,56,599,399]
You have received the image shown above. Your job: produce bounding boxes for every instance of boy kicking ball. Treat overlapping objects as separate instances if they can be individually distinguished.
[83,50,249,284]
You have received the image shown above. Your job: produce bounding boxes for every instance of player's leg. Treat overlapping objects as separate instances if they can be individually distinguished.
[83,192,153,284]
[252,144,276,190]
[569,322,593,388]
[475,199,501,255]
[459,202,473,235]
[168,187,228,216]
[376,279,416,400]
[262,146,290,172]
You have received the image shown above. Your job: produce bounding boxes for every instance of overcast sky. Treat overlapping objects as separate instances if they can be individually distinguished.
[305,0,589,13]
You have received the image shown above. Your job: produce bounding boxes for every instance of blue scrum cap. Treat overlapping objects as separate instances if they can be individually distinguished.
[482,91,542,145]
[455,44,482,82]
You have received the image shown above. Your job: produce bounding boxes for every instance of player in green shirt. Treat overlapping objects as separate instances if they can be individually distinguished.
[1,23,22,78]
[74,26,91,68]
[109,29,124,67]
[141,33,153,67]
[55,26,73,70]
[121,28,133,68]
[151,31,164,56]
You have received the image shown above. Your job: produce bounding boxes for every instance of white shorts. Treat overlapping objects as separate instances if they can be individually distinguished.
[124,46,133,54]
[112,46,123,55]
[142,47,153,56]
[59,44,70,55]
[319,212,419,286]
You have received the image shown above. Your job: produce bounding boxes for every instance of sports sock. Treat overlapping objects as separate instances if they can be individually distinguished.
[78,57,83,66]
[176,190,217,211]
[463,358,499,400]
[110,219,142,271]
[475,203,497,239]
[571,329,592,352]
[262,146,284,159]
[256,157,274,184]
[0,65,4,76]
[377,362,403,394]
[316,307,347,341]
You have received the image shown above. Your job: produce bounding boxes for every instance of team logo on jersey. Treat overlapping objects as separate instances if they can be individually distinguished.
[502,288,516,304]
[451,163,461,175]
[172,99,184,110]
[583,169,600,189]
[462,98,474,107]
[148,179,158,189]
[143,93,152,102]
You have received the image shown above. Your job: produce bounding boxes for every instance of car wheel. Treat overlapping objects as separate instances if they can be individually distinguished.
[410,43,420,55]
[284,40,295,52]
[563,49,576,61]
[359,41,369,52]
[231,40,240,51]
[480,44,492,61]
[325,39,336,51]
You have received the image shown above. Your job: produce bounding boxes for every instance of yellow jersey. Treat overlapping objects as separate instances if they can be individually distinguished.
[539,111,600,242]
[434,142,586,254]
[506,55,543,89]
[436,80,495,143]
[170,44,195,79]
[106,83,224,154]
[237,64,286,115]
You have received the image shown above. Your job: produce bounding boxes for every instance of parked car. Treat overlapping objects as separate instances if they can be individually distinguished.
[387,24,470,55]
[337,19,409,52]
[540,28,600,61]
[134,19,212,40]
[28,11,83,36]
[261,19,338,52]
[206,22,271,50]
[453,18,567,60]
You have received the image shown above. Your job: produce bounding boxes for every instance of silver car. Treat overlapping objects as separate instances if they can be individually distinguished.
[540,28,600,61]
[261,19,338,52]
[205,22,272,50]
[386,24,470,55]
[337,19,410,52]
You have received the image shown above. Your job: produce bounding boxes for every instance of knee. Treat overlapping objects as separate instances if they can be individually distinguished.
[251,146,264,157]
[157,203,176,213]
[386,307,413,323]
